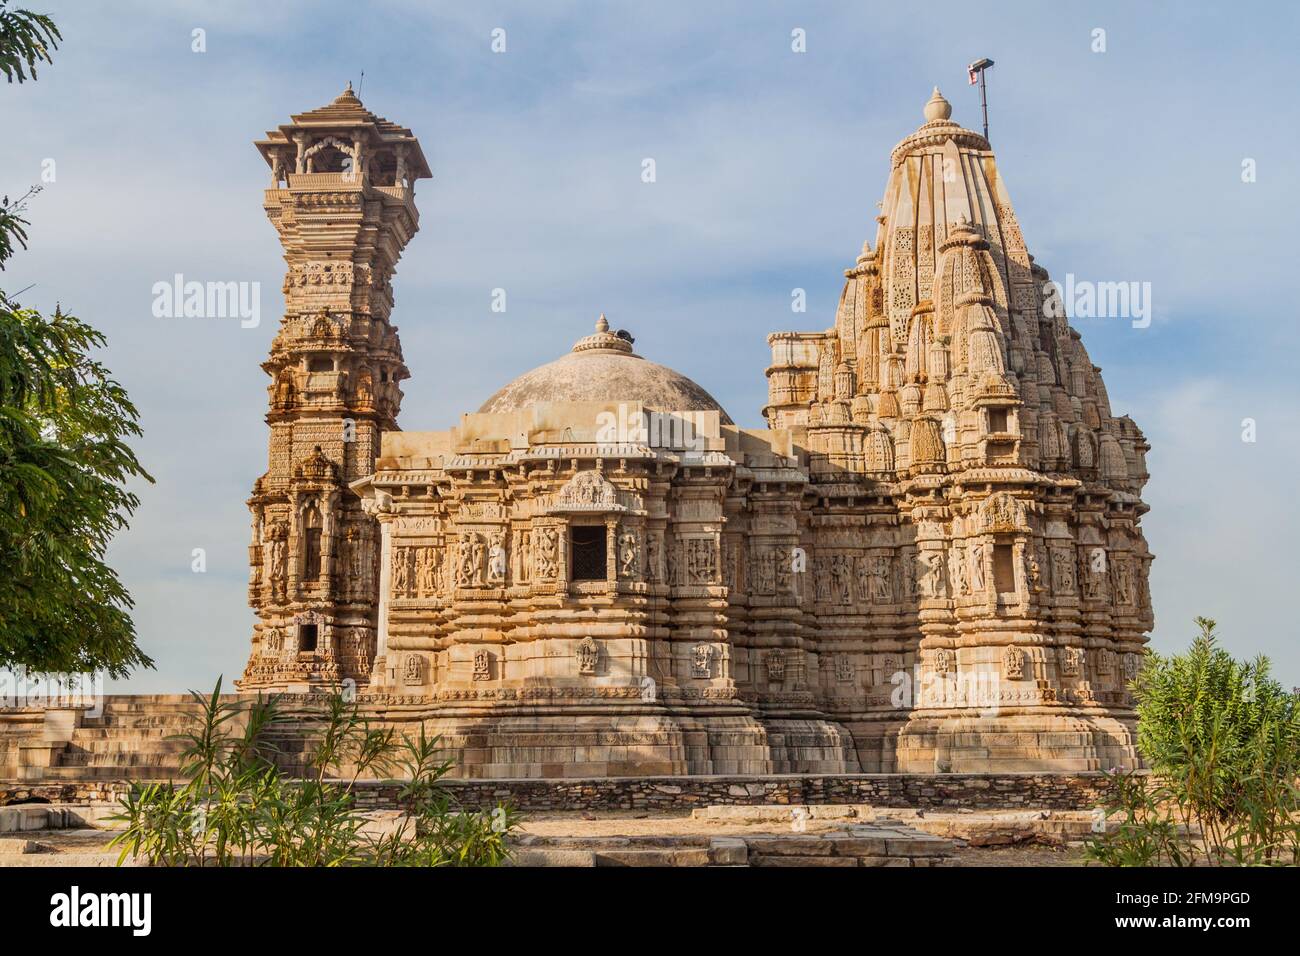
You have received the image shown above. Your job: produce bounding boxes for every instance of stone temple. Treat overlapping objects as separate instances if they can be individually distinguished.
[232,85,1154,777]
[0,86,1153,784]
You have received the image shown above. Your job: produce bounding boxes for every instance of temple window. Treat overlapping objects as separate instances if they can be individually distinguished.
[308,144,350,174]
[298,623,318,653]
[988,407,1009,433]
[993,543,1016,594]
[570,525,607,581]
[303,502,323,580]
[309,357,333,372]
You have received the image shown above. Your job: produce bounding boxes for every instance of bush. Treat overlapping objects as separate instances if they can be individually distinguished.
[109,679,519,867]
[1085,618,1300,866]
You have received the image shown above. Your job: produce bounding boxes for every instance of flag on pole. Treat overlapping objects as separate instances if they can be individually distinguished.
[968,66,979,85]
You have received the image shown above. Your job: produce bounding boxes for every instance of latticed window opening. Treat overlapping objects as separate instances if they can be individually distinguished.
[570,525,606,581]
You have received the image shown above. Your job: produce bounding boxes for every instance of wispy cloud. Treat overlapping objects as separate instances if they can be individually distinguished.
[3,0,1296,689]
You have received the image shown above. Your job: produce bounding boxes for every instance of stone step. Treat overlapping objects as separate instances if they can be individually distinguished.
[507,848,596,867]
[64,739,190,751]
[23,765,182,782]
[511,827,952,867]
[0,837,41,853]
[0,804,112,832]
[59,752,186,768]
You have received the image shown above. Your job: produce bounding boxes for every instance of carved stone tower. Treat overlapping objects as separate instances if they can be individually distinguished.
[240,85,431,691]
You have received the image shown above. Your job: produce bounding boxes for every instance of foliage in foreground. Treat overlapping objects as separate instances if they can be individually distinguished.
[1085,618,1300,866]
[109,679,519,867]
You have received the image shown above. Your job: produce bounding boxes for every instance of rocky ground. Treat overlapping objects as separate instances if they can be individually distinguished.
[0,803,1095,866]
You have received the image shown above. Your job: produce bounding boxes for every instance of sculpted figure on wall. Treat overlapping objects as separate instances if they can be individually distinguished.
[969,542,985,593]
[691,643,713,679]
[516,529,531,583]
[342,525,362,594]
[265,520,288,600]
[827,554,851,605]
[645,531,661,583]
[750,546,775,595]
[533,525,559,581]
[455,533,481,588]
[951,543,970,595]
[813,557,830,603]
[488,530,507,584]
[1122,652,1141,681]
[1111,556,1133,605]
[577,636,599,675]
[764,650,786,684]
[900,549,917,599]
[835,654,855,683]
[686,538,716,584]
[1051,547,1076,595]
[723,538,741,591]
[556,469,620,510]
[416,546,440,597]
[403,653,423,685]
[918,551,946,598]
[982,492,1023,532]
[471,535,487,586]
[618,528,640,579]
[775,547,795,598]
[1082,550,1109,600]
[870,555,893,603]
[1002,645,1026,680]
[391,546,411,598]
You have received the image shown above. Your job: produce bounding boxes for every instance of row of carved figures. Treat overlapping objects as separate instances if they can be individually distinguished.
[255,517,377,603]
[388,526,721,596]
[384,521,1147,611]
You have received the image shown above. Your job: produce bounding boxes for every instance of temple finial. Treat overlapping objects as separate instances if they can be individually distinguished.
[923,86,952,123]
[596,313,609,333]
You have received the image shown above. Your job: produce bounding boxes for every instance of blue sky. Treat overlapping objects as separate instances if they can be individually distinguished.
[3,1,1298,690]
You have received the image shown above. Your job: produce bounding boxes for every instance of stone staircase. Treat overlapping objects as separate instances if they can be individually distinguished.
[62,696,230,780]
[0,694,342,783]
[1,695,229,782]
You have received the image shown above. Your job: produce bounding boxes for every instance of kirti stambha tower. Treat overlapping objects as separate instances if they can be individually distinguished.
[240,85,431,691]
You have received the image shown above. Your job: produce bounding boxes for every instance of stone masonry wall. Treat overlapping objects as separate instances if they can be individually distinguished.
[1,772,1116,812]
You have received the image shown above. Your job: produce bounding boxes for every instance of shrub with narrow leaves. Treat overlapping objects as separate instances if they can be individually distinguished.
[1086,618,1300,866]
[110,678,518,867]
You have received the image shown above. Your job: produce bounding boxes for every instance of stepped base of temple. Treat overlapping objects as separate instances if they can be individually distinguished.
[0,694,1139,783]
[892,711,1140,773]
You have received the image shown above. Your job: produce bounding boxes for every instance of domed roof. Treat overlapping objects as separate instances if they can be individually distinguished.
[478,316,733,424]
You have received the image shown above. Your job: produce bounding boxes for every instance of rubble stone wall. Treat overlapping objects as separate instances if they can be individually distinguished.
[1,771,1118,812]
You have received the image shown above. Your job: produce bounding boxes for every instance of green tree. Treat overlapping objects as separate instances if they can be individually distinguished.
[1086,618,1300,866]
[1,4,154,676]
[0,2,58,84]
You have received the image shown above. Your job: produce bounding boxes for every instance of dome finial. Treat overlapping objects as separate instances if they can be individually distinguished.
[923,86,952,123]
[596,313,609,333]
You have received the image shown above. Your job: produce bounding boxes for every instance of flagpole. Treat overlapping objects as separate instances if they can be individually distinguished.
[968,58,994,141]
[979,70,989,140]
